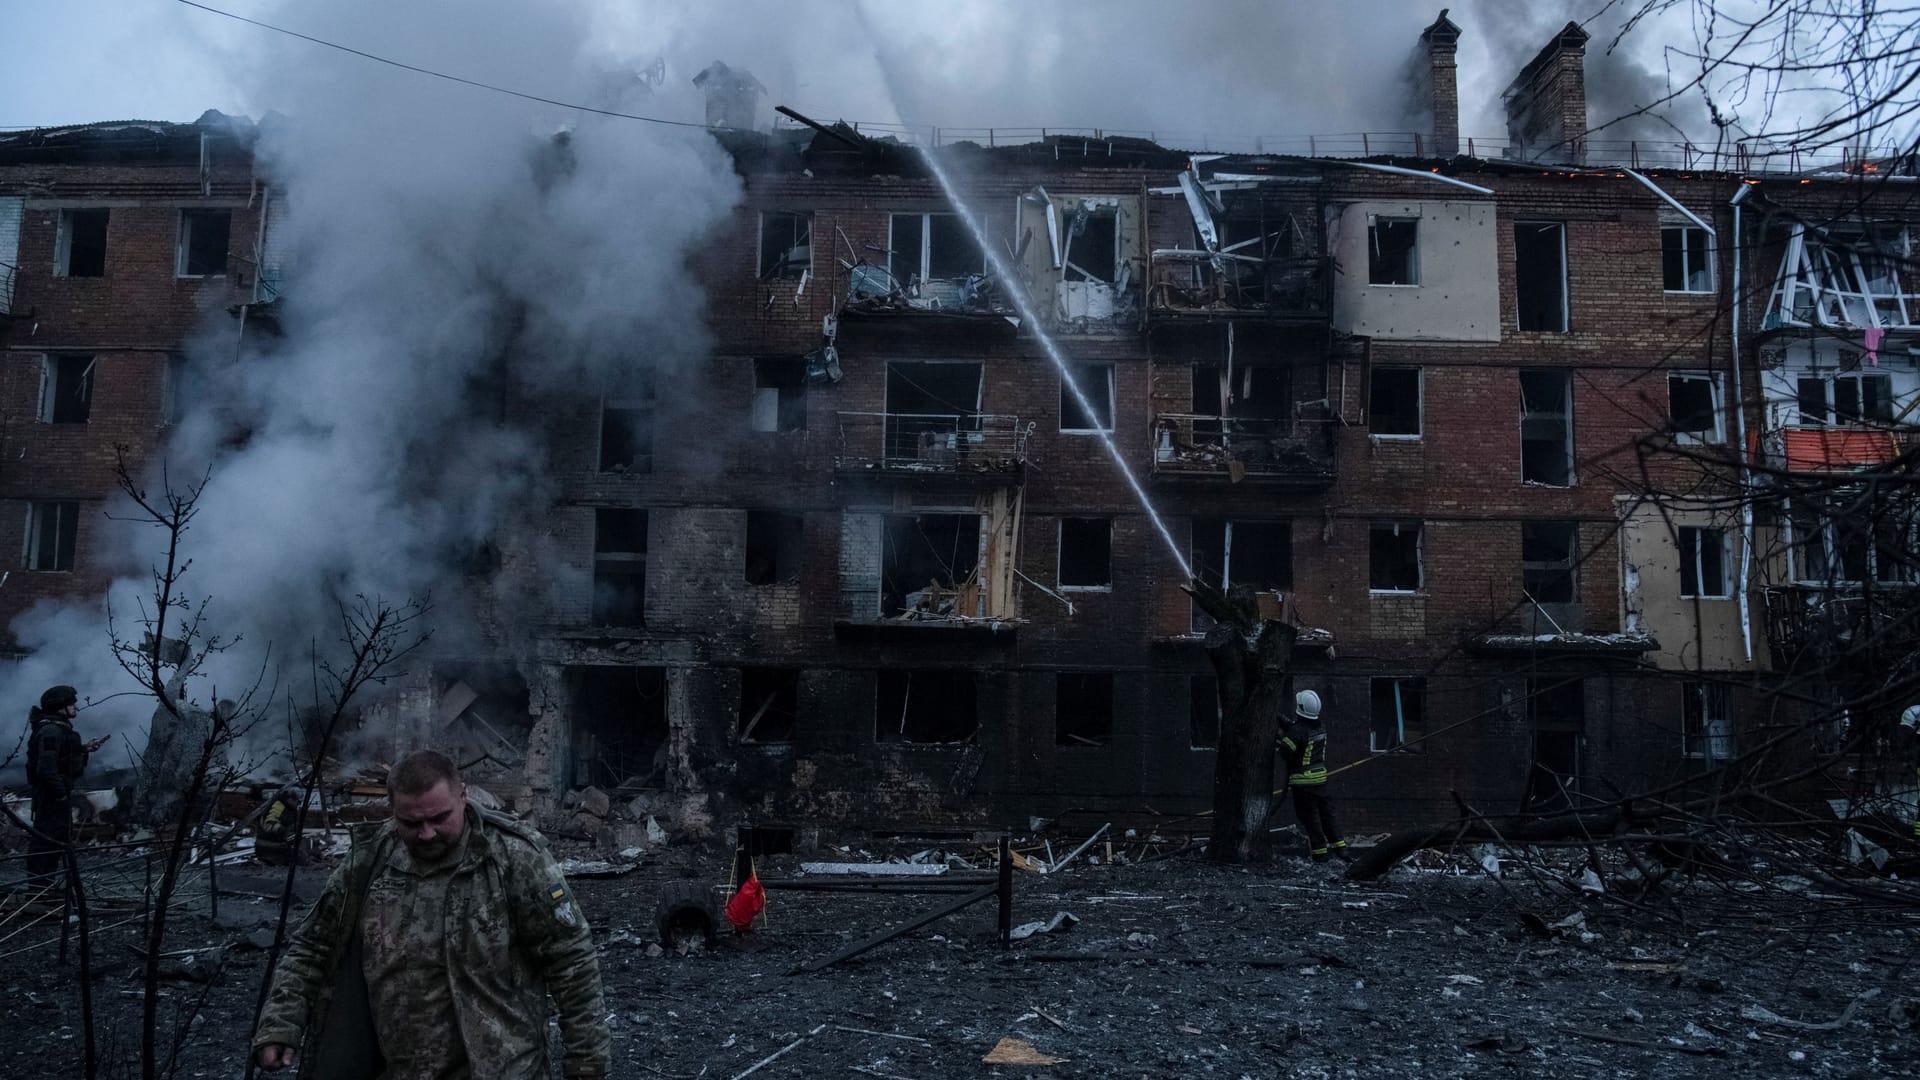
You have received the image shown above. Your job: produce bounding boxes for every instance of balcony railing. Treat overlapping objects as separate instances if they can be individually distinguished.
[836,412,1031,474]
[0,261,14,314]
[1150,414,1335,483]
[1146,255,1331,320]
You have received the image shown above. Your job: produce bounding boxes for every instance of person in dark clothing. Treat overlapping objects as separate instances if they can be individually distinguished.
[1281,689,1350,862]
[25,685,105,887]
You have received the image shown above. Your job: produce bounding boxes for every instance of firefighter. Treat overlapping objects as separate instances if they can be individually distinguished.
[1282,689,1350,862]
[1900,705,1920,841]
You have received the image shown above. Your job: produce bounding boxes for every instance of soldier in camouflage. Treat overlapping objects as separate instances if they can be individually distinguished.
[252,750,609,1079]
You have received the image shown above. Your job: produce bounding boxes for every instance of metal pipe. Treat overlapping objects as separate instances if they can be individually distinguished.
[1730,182,1756,664]
[1620,168,1715,234]
[1323,160,1495,195]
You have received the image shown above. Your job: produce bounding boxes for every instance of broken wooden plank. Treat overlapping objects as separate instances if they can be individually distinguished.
[800,862,949,876]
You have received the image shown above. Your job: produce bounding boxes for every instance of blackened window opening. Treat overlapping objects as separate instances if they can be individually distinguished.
[1515,222,1567,331]
[876,670,978,743]
[882,513,980,618]
[752,358,806,432]
[600,376,655,473]
[1369,522,1422,592]
[179,209,231,276]
[1056,672,1115,747]
[1368,217,1419,285]
[26,501,78,571]
[1058,517,1112,589]
[740,668,799,743]
[1060,363,1114,432]
[1369,367,1420,436]
[758,211,812,279]
[567,666,668,789]
[1064,211,1117,283]
[1679,526,1728,598]
[1667,373,1718,439]
[1369,676,1426,752]
[1661,225,1713,292]
[1520,369,1573,485]
[745,510,804,585]
[42,354,93,424]
[1522,521,1578,604]
[592,510,647,626]
[58,209,108,277]
[1192,519,1292,592]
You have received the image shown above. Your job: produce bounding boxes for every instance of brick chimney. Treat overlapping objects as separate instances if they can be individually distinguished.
[1418,10,1462,157]
[691,61,767,132]
[1502,22,1590,164]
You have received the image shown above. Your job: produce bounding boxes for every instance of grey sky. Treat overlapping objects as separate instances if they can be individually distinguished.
[3,1,1757,150]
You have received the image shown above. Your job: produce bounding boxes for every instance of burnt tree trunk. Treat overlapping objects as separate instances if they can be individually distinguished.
[1191,579,1297,864]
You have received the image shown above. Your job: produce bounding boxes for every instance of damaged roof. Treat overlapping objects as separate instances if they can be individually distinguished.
[0,110,257,165]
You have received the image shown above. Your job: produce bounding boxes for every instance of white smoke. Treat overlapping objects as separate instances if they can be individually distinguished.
[3,0,743,775]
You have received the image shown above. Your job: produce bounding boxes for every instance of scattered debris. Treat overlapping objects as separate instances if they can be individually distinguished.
[982,1037,1066,1066]
[1008,911,1079,941]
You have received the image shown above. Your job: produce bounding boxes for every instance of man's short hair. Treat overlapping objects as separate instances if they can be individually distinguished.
[388,750,462,798]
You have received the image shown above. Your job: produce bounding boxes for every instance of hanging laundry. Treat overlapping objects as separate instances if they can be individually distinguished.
[1864,325,1886,366]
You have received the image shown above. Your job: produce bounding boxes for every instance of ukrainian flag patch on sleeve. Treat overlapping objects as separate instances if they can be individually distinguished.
[548,882,567,901]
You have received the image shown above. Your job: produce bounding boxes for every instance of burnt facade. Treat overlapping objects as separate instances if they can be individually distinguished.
[6,26,1917,838]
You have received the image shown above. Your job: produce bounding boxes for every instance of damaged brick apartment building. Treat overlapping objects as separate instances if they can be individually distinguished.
[3,15,1917,840]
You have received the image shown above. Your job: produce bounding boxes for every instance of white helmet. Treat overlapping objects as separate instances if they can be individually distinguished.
[1901,704,1920,731]
[1295,689,1322,721]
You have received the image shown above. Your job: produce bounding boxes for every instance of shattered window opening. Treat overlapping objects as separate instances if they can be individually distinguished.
[1790,498,1915,585]
[1056,672,1115,747]
[1191,519,1292,632]
[24,500,78,572]
[39,353,94,424]
[744,510,804,586]
[1367,216,1419,286]
[1768,224,1915,330]
[1369,676,1427,753]
[1063,208,1118,283]
[599,376,655,473]
[739,668,799,743]
[1667,372,1722,442]
[1521,521,1578,605]
[566,666,668,790]
[881,513,981,619]
[1524,677,1584,813]
[751,357,807,433]
[1682,681,1734,761]
[1058,517,1113,591]
[888,212,984,286]
[1678,526,1730,599]
[1060,363,1115,433]
[876,670,978,744]
[176,208,231,277]
[1368,367,1421,437]
[1661,225,1714,293]
[1514,222,1568,332]
[55,208,108,278]
[757,210,812,280]
[1368,521,1423,593]
[434,664,533,776]
[1519,369,1574,486]
[591,509,647,627]
[1188,675,1221,749]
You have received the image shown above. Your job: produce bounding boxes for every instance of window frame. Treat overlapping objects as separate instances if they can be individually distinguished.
[1368,366,1423,439]
[888,211,983,285]
[1677,525,1731,599]
[1514,221,1569,332]
[1667,371,1725,443]
[1519,369,1575,486]
[590,509,648,627]
[756,210,813,281]
[38,353,94,424]
[1369,676,1427,753]
[750,358,807,433]
[1367,520,1424,594]
[175,208,231,278]
[1521,520,1579,605]
[1661,224,1716,293]
[1367,215,1420,286]
[1057,516,1114,592]
[55,208,108,278]
[24,500,79,572]
[1681,681,1733,761]
[1059,362,1116,434]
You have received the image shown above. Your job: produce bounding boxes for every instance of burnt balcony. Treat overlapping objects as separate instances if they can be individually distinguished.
[1150,414,1335,487]
[835,412,1031,475]
[1146,254,1332,322]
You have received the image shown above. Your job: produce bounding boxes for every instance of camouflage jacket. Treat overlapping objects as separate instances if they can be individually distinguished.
[26,710,87,796]
[252,804,610,1079]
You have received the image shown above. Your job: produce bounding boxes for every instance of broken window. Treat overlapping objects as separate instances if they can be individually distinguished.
[1524,677,1584,813]
[881,513,980,618]
[1661,225,1713,293]
[55,209,107,277]
[1790,499,1911,584]
[39,354,93,424]
[1058,517,1112,590]
[1682,681,1733,761]
[591,509,647,626]
[1519,369,1573,485]
[884,361,982,463]
[745,510,803,586]
[1796,374,1893,426]
[24,500,78,571]
[599,378,654,473]
[1521,521,1578,604]
[1369,521,1423,592]
[1769,224,1916,330]
[751,358,806,433]
[1192,519,1292,592]
[1189,675,1220,749]
[1369,367,1421,437]
[1667,372,1722,442]
[1060,363,1115,433]
[1368,216,1419,285]
[1063,207,1117,283]
[1514,222,1568,332]
[1056,672,1115,747]
[1678,526,1729,598]
[739,668,799,743]
[889,212,982,285]
[875,670,977,743]
[566,666,668,788]
[176,208,230,277]
[1369,676,1426,752]
[757,211,812,280]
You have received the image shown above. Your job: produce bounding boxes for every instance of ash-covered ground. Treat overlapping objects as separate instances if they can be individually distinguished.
[3,839,1916,1079]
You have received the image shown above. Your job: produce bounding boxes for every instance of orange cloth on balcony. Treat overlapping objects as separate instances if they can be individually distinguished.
[1781,428,1898,472]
